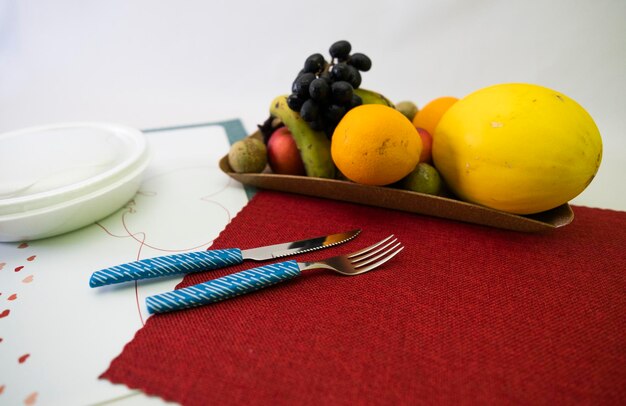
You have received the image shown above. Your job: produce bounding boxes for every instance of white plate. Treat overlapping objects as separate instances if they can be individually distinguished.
[0,122,150,241]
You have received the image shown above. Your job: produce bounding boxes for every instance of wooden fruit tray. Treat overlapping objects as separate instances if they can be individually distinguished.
[219,131,574,232]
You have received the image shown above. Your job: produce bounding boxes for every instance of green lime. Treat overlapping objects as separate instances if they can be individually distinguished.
[400,163,443,195]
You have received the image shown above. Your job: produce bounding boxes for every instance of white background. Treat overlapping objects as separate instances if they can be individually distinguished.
[1,1,625,404]
[2,0,625,211]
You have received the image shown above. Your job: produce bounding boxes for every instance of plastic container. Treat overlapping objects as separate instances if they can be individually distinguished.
[219,131,574,233]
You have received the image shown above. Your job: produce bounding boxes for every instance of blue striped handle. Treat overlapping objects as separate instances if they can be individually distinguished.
[89,248,244,287]
[145,260,301,314]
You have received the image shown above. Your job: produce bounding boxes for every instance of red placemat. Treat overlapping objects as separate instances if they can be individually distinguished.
[102,190,626,405]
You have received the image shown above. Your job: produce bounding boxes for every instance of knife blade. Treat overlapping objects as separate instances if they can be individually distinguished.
[89,229,360,287]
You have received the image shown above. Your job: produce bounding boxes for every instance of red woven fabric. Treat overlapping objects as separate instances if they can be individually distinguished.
[102,190,626,405]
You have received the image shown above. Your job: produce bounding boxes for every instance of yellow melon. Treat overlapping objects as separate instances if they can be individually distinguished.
[432,83,602,214]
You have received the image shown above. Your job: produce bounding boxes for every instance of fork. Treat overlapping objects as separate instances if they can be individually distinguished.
[146,235,403,314]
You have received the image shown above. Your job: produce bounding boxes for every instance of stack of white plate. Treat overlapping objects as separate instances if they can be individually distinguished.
[0,122,150,242]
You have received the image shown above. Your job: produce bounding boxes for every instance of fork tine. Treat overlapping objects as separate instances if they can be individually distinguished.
[351,238,398,264]
[355,245,404,273]
[353,242,402,268]
[347,235,395,258]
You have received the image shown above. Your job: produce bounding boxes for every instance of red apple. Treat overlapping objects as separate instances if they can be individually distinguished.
[416,127,433,163]
[267,127,306,175]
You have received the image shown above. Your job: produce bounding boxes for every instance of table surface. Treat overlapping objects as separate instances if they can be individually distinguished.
[1,1,625,404]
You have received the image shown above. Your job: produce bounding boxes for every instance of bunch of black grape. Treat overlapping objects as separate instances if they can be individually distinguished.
[287,40,372,138]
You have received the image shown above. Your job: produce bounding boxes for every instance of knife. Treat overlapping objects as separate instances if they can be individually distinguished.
[89,229,361,287]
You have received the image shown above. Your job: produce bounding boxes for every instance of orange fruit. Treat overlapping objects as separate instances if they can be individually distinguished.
[331,104,421,186]
[412,96,458,136]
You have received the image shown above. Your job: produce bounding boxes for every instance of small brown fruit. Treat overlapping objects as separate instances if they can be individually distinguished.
[228,138,267,173]
[395,101,419,122]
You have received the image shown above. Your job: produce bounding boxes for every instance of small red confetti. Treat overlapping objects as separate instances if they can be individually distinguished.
[0,309,9,318]
[22,275,34,284]
[18,354,30,364]
[24,392,38,405]
[0,262,5,270]
[14,266,24,272]
[0,384,5,394]
[18,242,29,249]
[27,255,36,262]
[8,294,17,301]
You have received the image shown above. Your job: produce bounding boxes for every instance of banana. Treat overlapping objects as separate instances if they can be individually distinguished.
[269,95,336,179]
[354,88,395,108]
